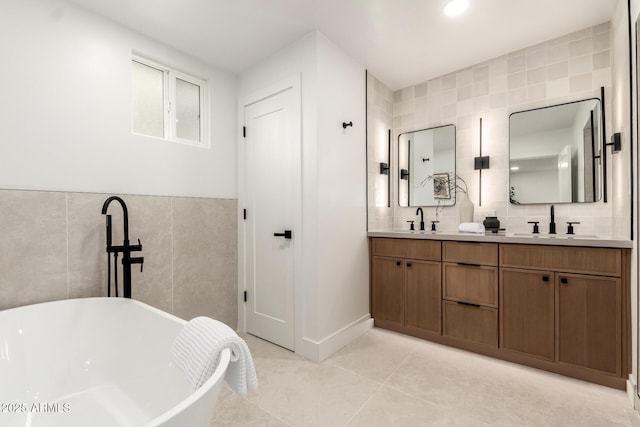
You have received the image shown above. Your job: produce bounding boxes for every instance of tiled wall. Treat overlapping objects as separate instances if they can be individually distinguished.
[367,73,394,230]
[368,22,626,237]
[0,189,238,328]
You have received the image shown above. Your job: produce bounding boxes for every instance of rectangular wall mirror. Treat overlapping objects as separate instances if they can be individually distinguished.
[398,124,456,207]
[509,98,602,204]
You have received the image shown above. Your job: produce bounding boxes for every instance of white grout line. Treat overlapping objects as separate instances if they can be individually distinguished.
[170,197,174,314]
[342,380,384,427]
[65,193,70,298]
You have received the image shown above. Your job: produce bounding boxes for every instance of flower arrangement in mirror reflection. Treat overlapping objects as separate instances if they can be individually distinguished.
[415,173,469,220]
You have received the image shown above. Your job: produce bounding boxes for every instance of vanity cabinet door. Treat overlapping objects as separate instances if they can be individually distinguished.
[371,256,405,328]
[501,268,555,361]
[405,260,441,334]
[557,274,621,375]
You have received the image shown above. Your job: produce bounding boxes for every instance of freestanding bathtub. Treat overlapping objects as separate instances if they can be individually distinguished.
[0,297,231,427]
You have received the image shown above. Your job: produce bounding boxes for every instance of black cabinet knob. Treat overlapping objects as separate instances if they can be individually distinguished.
[560,278,568,284]
[396,261,402,266]
[542,276,549,282]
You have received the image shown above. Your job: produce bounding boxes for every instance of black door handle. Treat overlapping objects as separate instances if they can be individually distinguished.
[274,230,292,239]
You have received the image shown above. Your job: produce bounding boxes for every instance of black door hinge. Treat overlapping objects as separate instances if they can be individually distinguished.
[242,126,246,138]
[243,291,247,302]
[243,209,247,220]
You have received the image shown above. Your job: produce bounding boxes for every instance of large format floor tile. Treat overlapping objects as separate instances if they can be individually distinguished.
[213,328,639,427]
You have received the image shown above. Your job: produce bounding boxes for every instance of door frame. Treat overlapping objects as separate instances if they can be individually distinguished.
[237,74,303,353]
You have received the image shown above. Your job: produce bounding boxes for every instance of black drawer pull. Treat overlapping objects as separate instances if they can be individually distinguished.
[542,276,549,282]
[407,262,412,267]
[457,301,481,308]
[396,261,402,266]
[456,262,481,268]
[560,278,568,284]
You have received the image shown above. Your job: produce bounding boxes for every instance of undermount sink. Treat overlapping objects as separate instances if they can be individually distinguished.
[511,233,599,239]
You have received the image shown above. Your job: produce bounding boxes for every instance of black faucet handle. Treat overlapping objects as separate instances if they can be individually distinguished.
[129,256,144,272]
[566,221,580,235]
[430,221,439,231]
[129,238,143,252]
[527,221,540,234]
[407,220,415,231]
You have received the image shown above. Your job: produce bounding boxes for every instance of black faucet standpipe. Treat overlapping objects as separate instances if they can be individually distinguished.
[566,221,581,235]
[102,196,144,299]
[407,220,415,231]
[549,205,556,234]
[415,207,425,231]
[431,220,439,232]
[527,221,540,234]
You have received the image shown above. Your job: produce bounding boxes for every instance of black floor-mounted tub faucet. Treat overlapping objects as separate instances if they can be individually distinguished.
[101,196,144,298]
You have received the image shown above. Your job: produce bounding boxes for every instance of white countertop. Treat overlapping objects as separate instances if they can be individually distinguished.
[368,230,633,249]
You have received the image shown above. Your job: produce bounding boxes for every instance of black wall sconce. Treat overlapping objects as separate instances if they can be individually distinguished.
[599,87,621,203]
[607,132,622,153]
[379,129,391,207]
[474,156,490,170]
[474,118,490,206]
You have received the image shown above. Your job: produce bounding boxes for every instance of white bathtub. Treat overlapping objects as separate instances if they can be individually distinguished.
[0,297,231,427]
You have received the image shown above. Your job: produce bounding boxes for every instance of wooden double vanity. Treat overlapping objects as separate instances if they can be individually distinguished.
[369,232,632,389]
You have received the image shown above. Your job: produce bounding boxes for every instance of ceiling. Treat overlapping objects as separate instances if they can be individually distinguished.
[68,0,618,91]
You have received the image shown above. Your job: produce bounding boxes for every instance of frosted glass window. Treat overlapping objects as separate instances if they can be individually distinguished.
[175,78,201,142]
[132,60,164,138]
[131,55,208,147]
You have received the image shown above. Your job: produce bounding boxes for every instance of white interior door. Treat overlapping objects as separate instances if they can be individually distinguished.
[558,144,572,202]
[243,86,298,350]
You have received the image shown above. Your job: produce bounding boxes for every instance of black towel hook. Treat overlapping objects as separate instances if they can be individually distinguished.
[342,121,353,129]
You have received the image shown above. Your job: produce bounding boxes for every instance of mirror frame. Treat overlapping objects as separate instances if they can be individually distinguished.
[397,124,457,208]
[508,97,603,205]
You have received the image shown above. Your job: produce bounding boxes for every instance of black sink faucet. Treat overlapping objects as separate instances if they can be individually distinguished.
[101,196,144,299]
[416,207,425,231]
[549,204,556,234]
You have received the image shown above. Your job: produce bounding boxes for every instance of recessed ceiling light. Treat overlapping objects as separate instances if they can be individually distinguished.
[443,0,469,16]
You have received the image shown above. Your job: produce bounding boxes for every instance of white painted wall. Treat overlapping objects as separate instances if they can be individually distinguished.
[511,169,560,203]
[0,0,236,198]
[315,33,369,346]
[237,31,369,361]
[510,128,573,159]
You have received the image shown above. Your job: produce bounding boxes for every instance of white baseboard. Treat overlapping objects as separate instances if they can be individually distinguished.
[628,375,637,408]
[298,314,373,363]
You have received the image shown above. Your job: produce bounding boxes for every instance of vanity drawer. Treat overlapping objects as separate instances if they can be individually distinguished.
[371,238,441,261]
[443,301,498,347]
[443,263,498,307]
[500,244,622,277]
[443,241,498,266]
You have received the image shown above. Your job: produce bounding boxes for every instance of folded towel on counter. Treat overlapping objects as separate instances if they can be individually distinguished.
[458,222,485,234]
[170,316,258,395]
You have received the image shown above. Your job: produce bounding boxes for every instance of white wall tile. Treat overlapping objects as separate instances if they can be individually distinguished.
[368,23,617,235]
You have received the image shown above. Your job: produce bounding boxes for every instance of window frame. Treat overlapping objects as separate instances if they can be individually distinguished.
[132,55,209,148]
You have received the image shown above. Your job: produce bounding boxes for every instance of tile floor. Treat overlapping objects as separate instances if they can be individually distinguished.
[212,328,640,426]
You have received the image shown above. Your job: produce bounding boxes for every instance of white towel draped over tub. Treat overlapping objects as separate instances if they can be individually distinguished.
[170,316,258,395]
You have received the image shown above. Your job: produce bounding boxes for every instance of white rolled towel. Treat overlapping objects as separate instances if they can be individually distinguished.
[458,222,485,234]
[170,316,258,395]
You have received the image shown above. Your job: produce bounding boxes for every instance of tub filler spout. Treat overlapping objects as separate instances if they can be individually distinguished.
[101,196,144,298]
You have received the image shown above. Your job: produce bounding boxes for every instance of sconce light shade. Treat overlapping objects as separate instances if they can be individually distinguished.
[474,156,490,170]
[380,162,390,175]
